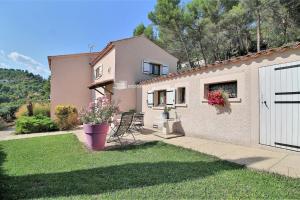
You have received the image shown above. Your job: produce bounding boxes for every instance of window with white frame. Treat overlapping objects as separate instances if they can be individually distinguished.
[147,89,176,108]
[177,87,186,104]
[95,65,103,79]
[205,81,237,98]
[157,90,166,106]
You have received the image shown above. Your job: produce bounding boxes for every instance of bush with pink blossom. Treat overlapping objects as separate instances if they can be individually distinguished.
[207,90,227,106]
[79,96,119,125]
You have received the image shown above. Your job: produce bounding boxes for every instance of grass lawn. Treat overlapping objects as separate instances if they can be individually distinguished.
[0,134,299,199]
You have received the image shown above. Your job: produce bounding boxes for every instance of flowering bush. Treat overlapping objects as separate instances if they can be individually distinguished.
[79,96,119,125]
[207,90,227,106]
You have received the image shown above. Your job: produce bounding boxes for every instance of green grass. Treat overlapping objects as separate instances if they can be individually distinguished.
[0,134,299,199]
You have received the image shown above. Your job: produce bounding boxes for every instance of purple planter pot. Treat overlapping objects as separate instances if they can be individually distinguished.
[83,123,109,150]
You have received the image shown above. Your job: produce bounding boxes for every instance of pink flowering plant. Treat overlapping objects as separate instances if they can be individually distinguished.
[79,96,119,125]
[207,90,228,106]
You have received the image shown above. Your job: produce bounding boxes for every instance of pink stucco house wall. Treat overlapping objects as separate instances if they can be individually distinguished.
[49,36,300,151]
[48,36,178,116]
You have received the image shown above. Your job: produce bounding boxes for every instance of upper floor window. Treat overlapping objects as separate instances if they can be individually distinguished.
[207,81,237,98]
[152,63,161,75]
[143,60,168,76]
[95,65,103,79]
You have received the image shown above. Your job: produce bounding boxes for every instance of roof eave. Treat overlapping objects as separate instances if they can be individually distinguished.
[139,42,300,85]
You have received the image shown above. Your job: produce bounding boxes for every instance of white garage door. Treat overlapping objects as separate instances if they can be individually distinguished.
[259,61,300,151]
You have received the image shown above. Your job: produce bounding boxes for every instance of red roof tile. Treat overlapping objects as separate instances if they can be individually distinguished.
[139,42,300,85]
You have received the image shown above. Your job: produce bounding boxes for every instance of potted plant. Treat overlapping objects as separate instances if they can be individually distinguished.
[162,106,172,119]
[207,90,227,106]
[80,96,119,150]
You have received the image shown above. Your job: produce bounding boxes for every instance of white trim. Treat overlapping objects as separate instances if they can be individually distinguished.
[202,98,242,103]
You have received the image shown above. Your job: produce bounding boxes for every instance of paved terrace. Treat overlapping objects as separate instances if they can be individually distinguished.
[1,127,299,178]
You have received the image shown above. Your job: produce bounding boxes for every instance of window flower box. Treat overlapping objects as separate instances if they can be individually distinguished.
[207,90,227,106]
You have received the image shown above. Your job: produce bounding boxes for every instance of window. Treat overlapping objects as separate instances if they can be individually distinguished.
[95,65,103,79]
[157,90,166,106]
[177,87,186,104]
[207,81,237,98]
[143,61,162,75]
[151,63,161,75]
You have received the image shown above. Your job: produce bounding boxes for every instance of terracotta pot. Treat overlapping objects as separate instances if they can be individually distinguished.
[83,123,109,150]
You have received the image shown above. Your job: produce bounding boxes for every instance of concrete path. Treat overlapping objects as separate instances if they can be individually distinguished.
[0,127,81,141]
[1,127,299,178]
[163,136,300,178]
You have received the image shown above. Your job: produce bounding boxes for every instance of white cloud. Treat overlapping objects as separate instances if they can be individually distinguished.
[0,62,12,69]
[7,51,50,77]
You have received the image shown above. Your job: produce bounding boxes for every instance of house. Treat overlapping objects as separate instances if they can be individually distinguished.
[49,36,300,152]
[48,36,178,116]
[140,43,300,151]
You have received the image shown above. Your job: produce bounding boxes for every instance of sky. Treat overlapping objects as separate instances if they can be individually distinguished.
[0,0,156,78]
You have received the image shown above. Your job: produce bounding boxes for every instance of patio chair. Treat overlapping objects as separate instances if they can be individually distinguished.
[107,112,135,145]
[129,112,144,133]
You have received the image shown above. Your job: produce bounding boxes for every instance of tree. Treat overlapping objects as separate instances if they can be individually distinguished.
[133,23,146,36]
[140,0,300,67]
[133,23,156,41]
[149,0,193,66]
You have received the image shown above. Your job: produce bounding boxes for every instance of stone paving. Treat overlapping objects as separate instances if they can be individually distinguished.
[0,126,81,141]
[1,127,299,178]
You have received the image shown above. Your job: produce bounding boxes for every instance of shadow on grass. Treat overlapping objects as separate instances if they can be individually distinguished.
[2,158,243,199]
[106,141,160,151]
[0,141,272,200]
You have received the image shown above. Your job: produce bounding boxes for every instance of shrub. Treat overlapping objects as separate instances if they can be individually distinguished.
[15,115,58,134]
[15,104,28,118]
[33,103,50,117]
[0,117,6,130]
[16,102,50,118]
[0,103,19,121]
[79,96,119,125]
[55,105,78,130]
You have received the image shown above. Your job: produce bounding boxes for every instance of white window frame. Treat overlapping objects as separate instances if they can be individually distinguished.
[95,64,103,79]
[166,88,176,107]
[176,87,186,104]
[147,91,154,107]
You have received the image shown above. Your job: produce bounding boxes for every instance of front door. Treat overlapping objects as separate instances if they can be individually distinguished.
[259,61,300,151]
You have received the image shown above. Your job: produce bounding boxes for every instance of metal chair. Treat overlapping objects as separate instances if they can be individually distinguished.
[107,112,135,145]
[130,113,144,133]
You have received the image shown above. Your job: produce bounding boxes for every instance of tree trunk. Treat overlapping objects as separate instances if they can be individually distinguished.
[196,28,207,66]
[256,1,261,52]
[174,23,192,67]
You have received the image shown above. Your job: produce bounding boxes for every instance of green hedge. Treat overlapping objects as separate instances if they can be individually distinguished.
[0,117,6,130]
[15,115,58,134]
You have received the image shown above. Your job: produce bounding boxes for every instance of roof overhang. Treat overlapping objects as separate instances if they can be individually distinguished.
[90,43,114,66]
[139,42,300,85]
[88,79,114,89]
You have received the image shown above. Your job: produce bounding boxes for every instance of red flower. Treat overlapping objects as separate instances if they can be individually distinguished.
[207,90,226,106]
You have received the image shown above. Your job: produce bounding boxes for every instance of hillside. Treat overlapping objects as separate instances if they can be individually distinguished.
[0,68,50,121]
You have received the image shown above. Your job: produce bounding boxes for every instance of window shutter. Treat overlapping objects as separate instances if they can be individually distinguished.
[143,61,151,74]
[162,65,169,75]
[147,91,154,107]
[166,89,176,106]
